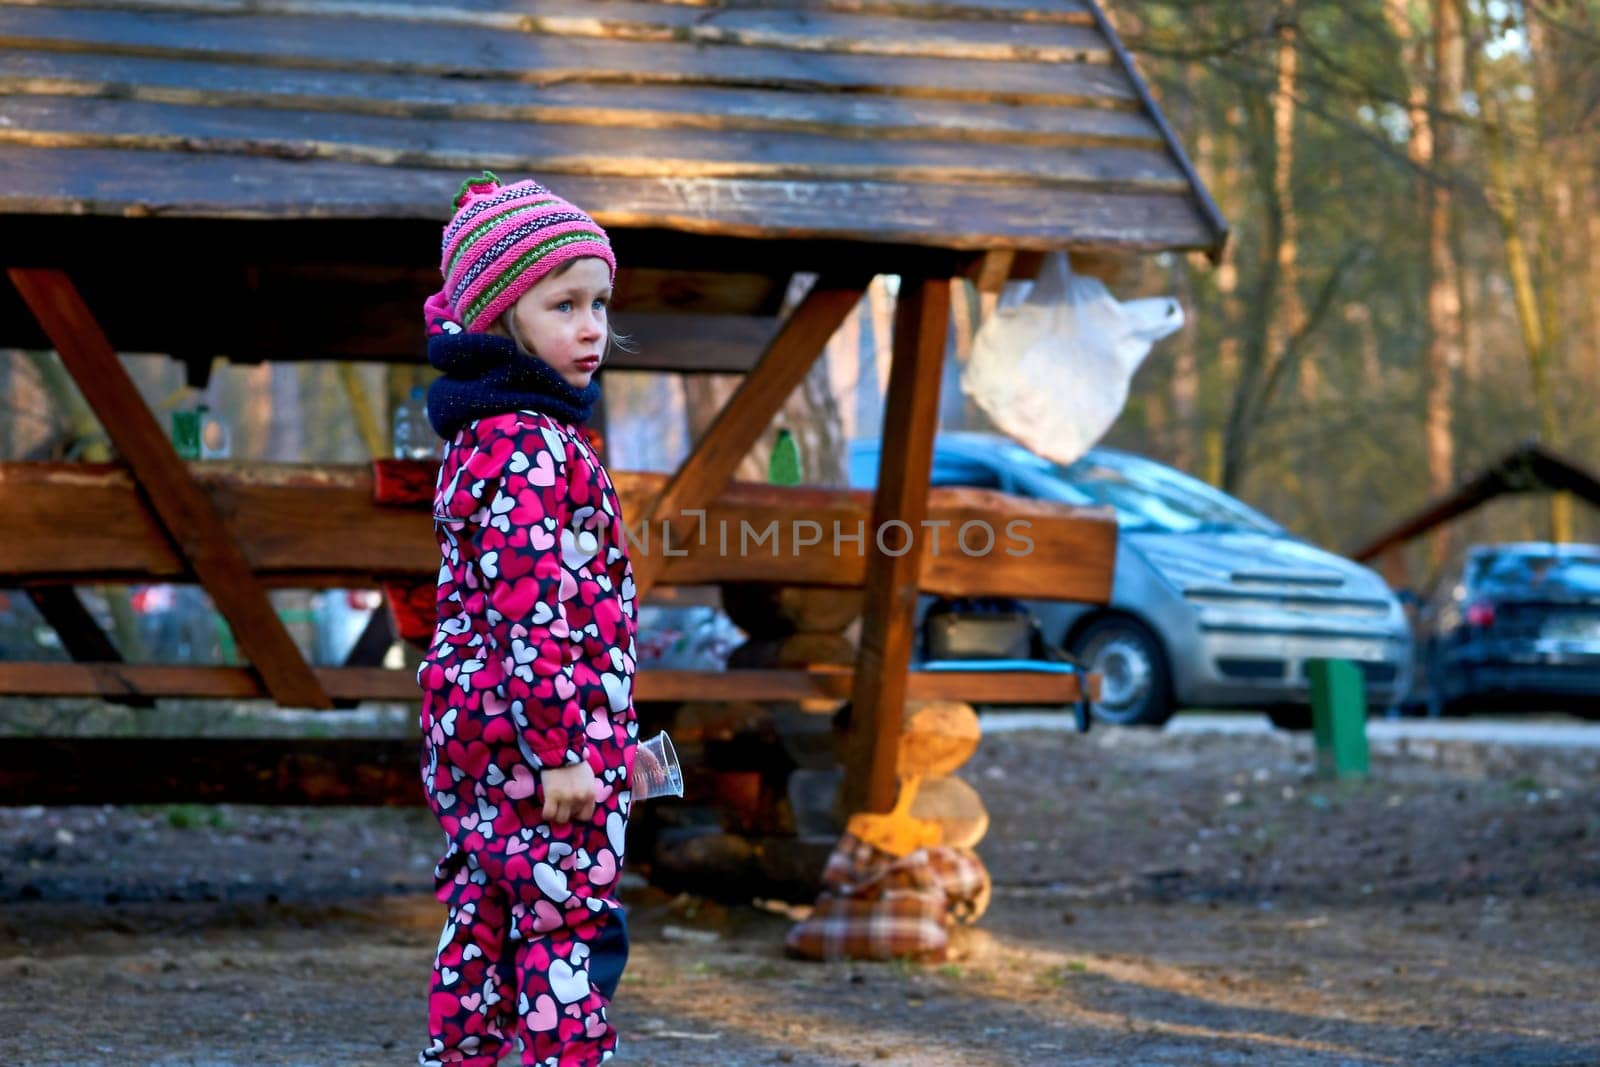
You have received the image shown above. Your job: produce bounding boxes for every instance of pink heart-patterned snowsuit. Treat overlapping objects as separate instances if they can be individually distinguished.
[417,410,637,1067]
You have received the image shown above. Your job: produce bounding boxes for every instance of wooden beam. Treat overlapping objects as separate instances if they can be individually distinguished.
[5,268,332,709]
[0,260,786,371]
[967,250,1017,294]
[0,668,1093,806]
[844,274,951,815]
[0,737,423,806]
[630,274,869,598]
[609,314,779,373]
[0,662,1088,706]
[0,462,1117,600]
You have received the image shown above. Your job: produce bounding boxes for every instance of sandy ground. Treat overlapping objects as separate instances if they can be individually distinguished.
[2,718,1598,1066]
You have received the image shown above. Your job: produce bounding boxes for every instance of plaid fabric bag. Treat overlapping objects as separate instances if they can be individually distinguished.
[785,888,950,962]
[785,833,992,962]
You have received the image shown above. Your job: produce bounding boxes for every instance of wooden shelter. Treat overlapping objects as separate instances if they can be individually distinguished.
[0,0,1227,813]
[1350,441,1600,585]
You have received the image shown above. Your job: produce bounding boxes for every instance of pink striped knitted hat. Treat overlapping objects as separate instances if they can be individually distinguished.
[423,172,615,337]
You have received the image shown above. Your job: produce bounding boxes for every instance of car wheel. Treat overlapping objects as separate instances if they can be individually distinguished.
[1264,704,1313,731]
[1070,616,1175,727]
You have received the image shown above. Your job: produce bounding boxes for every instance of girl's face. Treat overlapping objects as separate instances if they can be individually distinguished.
[496,256,612,389]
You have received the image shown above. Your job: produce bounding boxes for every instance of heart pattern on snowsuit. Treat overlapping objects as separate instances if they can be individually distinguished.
[417,410,637,1067]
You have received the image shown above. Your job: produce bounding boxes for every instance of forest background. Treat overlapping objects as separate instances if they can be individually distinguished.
[4,0,1598,602]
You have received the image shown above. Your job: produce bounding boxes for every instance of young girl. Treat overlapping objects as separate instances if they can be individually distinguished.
[416,172,637,1067]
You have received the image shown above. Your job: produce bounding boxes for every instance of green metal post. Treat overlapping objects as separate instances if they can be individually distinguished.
[1307,658,1369,779]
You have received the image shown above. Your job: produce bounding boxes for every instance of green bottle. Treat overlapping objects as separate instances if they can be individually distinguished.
[768,428,802,486]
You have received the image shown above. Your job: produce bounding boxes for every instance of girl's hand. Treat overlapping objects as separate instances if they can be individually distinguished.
[540,761,599,824]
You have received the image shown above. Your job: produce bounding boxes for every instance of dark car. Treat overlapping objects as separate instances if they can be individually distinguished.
[1412,542,1600,717]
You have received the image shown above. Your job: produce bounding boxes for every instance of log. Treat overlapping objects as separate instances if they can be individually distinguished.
[897,701,981,778]
[775,634,857,668]
[0,737,421,806]
[719,583,863,637]
[909,775,989,850]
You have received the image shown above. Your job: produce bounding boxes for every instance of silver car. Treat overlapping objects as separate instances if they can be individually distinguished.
[848,433,1413,727]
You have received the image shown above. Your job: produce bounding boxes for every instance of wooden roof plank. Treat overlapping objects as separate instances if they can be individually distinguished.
[0,7,1135,104]
[714,0,1093,21]
[0,95,1191,192]
[0,50,1163,147]
[12,0,1110,63]
[0,146,1219,249]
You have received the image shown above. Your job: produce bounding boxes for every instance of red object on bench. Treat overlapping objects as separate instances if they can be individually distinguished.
[371,458,439,508]
[371,459,439,644]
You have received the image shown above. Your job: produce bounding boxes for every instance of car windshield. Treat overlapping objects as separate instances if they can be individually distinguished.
[1472,552,1600,596]
[1039,453,1280,535]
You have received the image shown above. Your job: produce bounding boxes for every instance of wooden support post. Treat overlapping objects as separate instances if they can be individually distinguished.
[6,268,333,709]
[631,274,868,598]
[843,275,951,815]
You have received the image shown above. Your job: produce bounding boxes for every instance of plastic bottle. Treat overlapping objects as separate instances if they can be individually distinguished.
[393,385,437,459]
[197,404,231,460]
[768,428,802,486]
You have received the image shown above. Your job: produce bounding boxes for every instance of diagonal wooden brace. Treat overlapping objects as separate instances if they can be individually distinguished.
[7,267,333,709]
[629,273,869,599]
[24,585,155,708]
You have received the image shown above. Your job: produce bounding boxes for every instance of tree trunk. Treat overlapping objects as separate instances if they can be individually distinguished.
[1456,0,1566,540]
[1422,0,1463,566]
[1169,257,1200,473]
[824,299,864,443]
[1271,7,1311,407]
[21,350,106,460]
[1387,0,1464,568]
[1220,16,1298,495]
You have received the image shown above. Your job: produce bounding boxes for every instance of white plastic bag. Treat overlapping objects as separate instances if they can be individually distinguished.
[962,252,1183,466]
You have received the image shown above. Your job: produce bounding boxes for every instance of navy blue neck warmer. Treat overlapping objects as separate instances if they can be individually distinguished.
[426,330,600,440]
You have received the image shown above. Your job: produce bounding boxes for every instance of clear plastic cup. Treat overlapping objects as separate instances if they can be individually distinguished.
[631,731,683,801]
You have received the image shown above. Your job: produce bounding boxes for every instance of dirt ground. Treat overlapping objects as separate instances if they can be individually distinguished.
[2,718,1598,1066]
